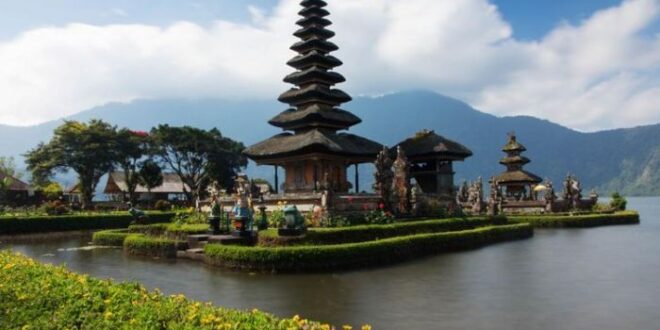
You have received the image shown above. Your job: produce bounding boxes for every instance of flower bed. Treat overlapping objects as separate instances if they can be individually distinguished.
[0,212,177,235]
[258,216,505,247]
[509,211,640,228]
[206,223,533,272]
[0,251,341,329]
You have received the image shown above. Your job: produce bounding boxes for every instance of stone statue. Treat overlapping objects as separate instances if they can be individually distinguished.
[544,180,556,213]
[562,174,583,209]
[232,174,253,235]
[411,180,422,216]
[456,180,469,205]
[487,177,501,216]
[472,176,484,214]
[392,146,411,214]
[373,146,394,211]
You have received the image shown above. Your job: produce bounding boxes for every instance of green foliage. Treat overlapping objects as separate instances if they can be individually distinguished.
[207,224,533,272]
[509,211,639,228]
[150,125,247,202]
[137,159,163,197]
[25,120,118,209]
[153,199,171,211]
[259,216,500,246]
[364,210,395,225]
[123,234,180,258]
[610,192,628,211]
[319,214,351,228]
[92,229,131,246]
[268,208,286,228]
[114,129,151,204]
[0,212,177,235]
[0,156,22,179]
[41,182,64,201]
[38,200,70,216]
[173,210,207,225]
[0,251,332,329]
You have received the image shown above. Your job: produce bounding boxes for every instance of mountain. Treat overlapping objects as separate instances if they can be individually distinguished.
[1,90,658,196]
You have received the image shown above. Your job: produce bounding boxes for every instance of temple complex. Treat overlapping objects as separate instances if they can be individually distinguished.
[244,0,381,194]
[493,133,542,201]
[395,129,473,199]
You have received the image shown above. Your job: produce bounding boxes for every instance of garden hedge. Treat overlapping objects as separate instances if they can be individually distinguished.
[92,229,131,246]
[206,223,532,272]
[0,250,341,329]
[123,234,182,259]
[0,212,177,235]
[129,223,209,240]
[258,216,505,246]
[510,211,640,228]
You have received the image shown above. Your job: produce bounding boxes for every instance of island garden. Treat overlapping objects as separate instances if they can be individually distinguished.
[0,0,642,329]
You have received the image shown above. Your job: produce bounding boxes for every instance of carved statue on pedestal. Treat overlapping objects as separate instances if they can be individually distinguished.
[373,146,394,212]
[471,177,484,214]
[487,177,501,216]
[392,146,411,215]
[456,180,469,205]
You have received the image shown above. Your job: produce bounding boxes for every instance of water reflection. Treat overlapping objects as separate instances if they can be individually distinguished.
[2,197,659,329]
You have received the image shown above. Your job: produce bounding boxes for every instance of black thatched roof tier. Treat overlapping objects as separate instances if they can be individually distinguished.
[500,155,530,165]
[244,129,382,161]
[291,38,339,53]
[278,84,351,107]
[494,170,543,184]
[301,0,327,7]
[269,104,361,130]
[287,51,342,70]
[395,129,473,160]
[284,67,345,85]
[296,16,331,28]
[299,6,330,18]
[295,26,335,40]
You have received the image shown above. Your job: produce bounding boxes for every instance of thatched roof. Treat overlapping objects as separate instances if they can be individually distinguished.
[0,171,30,191]
[244,129,382,161]
[104,172,190,194]
[269,104,361,130]
[395,129,473,160]
[494,170,542,184]
[500,155,531,165]
[502,134,526,152]
[278,84,351,107]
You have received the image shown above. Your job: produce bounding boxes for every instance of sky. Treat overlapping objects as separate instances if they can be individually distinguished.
[0,0,658,131]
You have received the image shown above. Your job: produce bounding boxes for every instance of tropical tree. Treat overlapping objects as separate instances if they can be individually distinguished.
[41,181,64,201]
[150,125,247,204]
[114,129,150,204]
[0,156,21,205]
[25,120,118,209]
[138,159,163,204]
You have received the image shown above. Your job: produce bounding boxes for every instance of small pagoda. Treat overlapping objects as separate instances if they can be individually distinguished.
[244,0,382,194]
[395,129,473,197]
[493,133,542,201]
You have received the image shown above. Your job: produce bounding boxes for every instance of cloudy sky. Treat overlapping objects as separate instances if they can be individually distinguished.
[0,0,658,131]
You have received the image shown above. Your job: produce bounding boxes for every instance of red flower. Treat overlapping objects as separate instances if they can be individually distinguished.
[378,203,385,210]
[131,130,149,137]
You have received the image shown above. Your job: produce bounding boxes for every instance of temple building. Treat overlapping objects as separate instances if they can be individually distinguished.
[395,130,472,198]
[493,133,542,201]
[244,0,382,194]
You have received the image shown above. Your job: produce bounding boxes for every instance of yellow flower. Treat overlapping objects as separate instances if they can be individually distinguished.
[292,315,300,322]
[104,312,113,319]
[3,263,14,270]
[343,326,353,330]
[361,326,373,330]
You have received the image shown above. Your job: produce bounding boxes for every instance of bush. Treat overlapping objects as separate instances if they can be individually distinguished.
[0,251,336,329]
[92,229,131,246]
[364,210,395,225]
[610,192,627,211]
[259,216,503,247]
[206,223,533,272]
[39,200,70,216]
[509,211,639,228]
[153,200,171,211]
[123,234,181,259]
[0,212,177,235]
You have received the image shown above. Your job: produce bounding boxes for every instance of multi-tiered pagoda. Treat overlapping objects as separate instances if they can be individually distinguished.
[494,133,542,200]
[244,0,382,194]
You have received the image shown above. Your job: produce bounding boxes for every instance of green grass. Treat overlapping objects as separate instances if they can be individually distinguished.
[509,211,640,228]
[0,250,343,329]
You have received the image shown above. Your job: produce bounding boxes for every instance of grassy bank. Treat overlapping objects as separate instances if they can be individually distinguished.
[0,251,346,329]
[206,223,532,272]
[0,212,177,235]
[510,211,640,228]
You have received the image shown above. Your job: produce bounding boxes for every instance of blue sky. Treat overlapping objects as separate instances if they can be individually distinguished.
[0,0,658,131]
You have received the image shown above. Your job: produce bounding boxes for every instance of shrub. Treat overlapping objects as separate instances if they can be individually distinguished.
[610,192,627,211]
[39,200,70,216]
[364,210,395,225]
[0,212,177,235]
[92,229,131,246]
[0,251,337,329]
[123,234,180,259]
[319,214,351,228]
[154,200,171,211]
[207,223,533,272]
[509,211,639,228]
[259,216,502,247]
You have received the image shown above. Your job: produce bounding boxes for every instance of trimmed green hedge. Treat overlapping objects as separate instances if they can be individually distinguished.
[510,211,640,228]
[92,229,131,246]
[0,212,177,235]
[0,251,338,329]
[259,216,505,246]
[206,223,532,272]
[123,234,182,259]
[129,223,209,241]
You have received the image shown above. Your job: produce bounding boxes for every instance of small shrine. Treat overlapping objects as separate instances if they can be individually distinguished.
[244,0,382,194]
[493,133,542,201]
[395,129,473,198]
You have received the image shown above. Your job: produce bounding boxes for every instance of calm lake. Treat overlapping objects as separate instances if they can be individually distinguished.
[2,197,659,330]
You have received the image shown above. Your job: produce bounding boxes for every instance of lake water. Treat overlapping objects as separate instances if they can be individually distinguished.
[2,197,659,330]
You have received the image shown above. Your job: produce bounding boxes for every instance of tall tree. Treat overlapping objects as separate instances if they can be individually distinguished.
[114,129,149,204]
[25,120,118,209]
[138,159,163,204]
[150,125,247,204]
[0,156,21,205]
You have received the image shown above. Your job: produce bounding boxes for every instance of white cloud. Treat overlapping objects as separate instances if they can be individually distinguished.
[0,0,658,131]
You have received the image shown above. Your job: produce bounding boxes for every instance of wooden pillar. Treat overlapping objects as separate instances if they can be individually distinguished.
[435,159,442,195]
[274,165,279,194]
[313,162,319,191]
[354,164,360,194]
